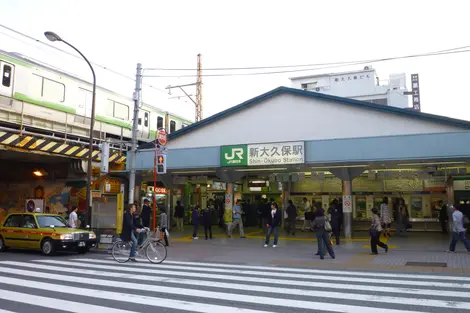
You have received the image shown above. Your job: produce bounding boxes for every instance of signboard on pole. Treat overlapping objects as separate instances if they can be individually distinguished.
[221,141,305,167]
[157,128,168,146]
[411,74,421,111]
[342,195,353,213]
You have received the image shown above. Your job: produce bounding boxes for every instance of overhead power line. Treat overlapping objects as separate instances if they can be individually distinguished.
[142,48,470,78]
[0,24,168,95]
[145,45,470,72]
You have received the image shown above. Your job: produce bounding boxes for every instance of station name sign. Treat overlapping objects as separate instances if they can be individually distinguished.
[221,141,305,167]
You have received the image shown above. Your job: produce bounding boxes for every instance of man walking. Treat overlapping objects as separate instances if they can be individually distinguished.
[228,199,245,238]
[174,201,184,231]
[447,205,470,253]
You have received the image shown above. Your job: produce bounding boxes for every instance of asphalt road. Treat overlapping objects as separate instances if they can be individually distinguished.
[0,249,469,313]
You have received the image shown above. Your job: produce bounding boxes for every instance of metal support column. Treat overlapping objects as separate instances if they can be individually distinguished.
[128,63,142,205]
[342,180,353,239]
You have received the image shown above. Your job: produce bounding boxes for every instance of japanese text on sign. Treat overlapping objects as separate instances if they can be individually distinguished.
[247,142,304,166]
[411,73,421,111]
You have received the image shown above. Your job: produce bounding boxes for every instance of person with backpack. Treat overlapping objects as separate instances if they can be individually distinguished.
[447,205,470,252]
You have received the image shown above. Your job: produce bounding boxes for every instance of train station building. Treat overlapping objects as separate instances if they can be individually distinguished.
[135,86,470,237]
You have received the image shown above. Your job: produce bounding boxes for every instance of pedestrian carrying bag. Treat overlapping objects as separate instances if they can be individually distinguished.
[324,216,332,232]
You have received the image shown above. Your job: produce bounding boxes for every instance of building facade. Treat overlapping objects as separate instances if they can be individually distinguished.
[289,66,409,109]
[134,87,470,237]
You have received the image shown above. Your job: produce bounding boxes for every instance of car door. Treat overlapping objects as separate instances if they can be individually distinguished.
[2,214,25,248]
[21,214,41,249]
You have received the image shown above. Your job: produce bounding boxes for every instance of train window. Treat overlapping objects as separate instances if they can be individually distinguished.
[43,78,65,102]
[157,116,163,129]
[170,120,176,133]
[144,112,149,127]
[2,65,12,87]
[113,101,129,120]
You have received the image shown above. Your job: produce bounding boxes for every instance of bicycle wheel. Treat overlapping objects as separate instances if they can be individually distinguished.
[112,240,131,263]
[146,240,167,264]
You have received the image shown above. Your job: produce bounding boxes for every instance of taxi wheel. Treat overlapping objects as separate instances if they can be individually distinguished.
[0,236,6,252]
[41,239,55,256]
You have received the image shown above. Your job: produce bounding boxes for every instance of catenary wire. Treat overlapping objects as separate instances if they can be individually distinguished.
[144,45,470,71]
[142,49,470,78]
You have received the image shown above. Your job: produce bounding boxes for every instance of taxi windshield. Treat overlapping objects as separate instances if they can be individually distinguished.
[36,215,68,228]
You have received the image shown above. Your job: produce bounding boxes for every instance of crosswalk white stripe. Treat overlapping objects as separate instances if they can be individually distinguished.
[0,275,275,313]
[36,259,470,289]
[1,265,469,310]
[0,310,18,313]
[0,274,428,313]
[71,258,470,283]
[156,259,469,281]
[4,261,468,298]
[0,289,138,313]
[3,261,467,299]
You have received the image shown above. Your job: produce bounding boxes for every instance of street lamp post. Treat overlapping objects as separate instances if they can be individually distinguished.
[45,31,96,227]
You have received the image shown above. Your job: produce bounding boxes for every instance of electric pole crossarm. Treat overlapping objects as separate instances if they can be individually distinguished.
[178,86,197,106]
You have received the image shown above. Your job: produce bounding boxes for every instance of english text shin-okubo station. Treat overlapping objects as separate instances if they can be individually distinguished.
[135,87,470,236]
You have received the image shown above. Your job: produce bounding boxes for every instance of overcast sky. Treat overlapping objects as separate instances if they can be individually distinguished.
[1,0,469,122]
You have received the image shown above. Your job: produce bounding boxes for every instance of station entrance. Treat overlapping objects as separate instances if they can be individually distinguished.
[138,160,468,236]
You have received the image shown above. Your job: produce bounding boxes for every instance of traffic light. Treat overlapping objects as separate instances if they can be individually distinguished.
[156,154,166,174]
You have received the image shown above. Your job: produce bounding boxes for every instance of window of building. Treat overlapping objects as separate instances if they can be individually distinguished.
[43,78,65,102]
[157,116,164,129]
[113,101,129,120]
[2,65,12,87]
[301,82,317,91]
[170,120,176,133]
[369,98,387,106]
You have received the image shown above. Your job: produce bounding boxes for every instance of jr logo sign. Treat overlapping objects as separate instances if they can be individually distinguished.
[221,145,248,167]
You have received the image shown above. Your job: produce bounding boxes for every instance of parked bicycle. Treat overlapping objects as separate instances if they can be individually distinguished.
[112,227,167,264]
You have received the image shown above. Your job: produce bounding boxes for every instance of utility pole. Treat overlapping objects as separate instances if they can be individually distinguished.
[196,54,203,122]
[128,63,142,205]
[166,54,203,122]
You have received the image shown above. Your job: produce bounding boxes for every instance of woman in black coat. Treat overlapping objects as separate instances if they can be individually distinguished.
[328,199,342,245]
[203,204,213,240]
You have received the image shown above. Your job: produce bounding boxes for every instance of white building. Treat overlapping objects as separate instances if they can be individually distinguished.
[289,66,410,109]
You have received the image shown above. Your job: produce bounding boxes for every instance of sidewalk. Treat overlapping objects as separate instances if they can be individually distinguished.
[96,226,470,274]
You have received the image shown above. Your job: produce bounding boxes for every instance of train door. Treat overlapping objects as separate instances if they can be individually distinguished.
[0,61,14,99]
[138,110,150,139]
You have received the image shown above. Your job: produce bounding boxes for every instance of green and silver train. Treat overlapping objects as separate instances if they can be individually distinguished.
[0,49,192,144]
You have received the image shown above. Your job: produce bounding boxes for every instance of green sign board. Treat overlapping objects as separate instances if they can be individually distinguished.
[221,145,248,166]
[221,141,305,167]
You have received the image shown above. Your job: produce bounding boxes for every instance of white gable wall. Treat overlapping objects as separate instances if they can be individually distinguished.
[169,93,465,149]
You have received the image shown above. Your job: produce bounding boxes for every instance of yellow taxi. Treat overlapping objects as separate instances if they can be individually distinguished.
[0,212,97,255]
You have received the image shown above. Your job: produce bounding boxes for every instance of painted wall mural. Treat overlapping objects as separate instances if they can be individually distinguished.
[0,181,87,223]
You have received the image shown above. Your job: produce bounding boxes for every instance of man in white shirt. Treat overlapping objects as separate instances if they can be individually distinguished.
[448,205,470,252]
[68,206,78,228]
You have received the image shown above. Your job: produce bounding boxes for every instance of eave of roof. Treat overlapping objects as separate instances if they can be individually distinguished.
[139,86,470,149]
